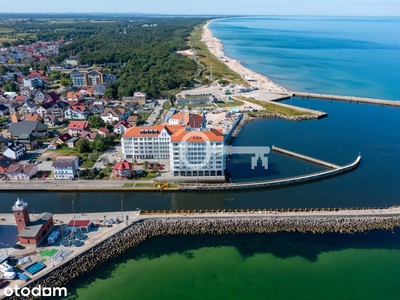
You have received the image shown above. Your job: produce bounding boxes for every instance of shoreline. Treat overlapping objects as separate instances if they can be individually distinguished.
[202,20,290,94]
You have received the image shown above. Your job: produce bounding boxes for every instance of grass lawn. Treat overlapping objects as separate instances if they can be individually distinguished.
[217,99,245,107]
[123,183,134,187]
[188,24,247,85]
[134,183,154,188]
[236,96,316,117]
[40,249,58,257]
[46,147,100,168]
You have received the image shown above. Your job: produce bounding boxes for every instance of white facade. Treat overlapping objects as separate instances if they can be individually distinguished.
[170,130,225,177]
[122,128,171,160]
[3,143,26,161]
[52,156,79,180]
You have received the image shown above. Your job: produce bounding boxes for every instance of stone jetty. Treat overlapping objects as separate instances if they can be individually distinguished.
[6,211,400,300]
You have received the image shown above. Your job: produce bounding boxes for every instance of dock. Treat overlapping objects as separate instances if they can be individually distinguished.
[272,145,341,169]
[292,92,400,107]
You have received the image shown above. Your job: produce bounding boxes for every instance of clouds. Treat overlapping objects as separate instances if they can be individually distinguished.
[1,0,400,16]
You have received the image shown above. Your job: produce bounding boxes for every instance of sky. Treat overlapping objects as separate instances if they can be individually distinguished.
[1,0,400,16]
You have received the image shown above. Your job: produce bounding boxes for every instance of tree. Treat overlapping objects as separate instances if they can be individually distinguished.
[0,65,8,76]
[50,72,61,82]
[75,139,90,153]
[3,81,18,92]
[88,115,105,129]
[2,42,10,48]
[60,78,69,87]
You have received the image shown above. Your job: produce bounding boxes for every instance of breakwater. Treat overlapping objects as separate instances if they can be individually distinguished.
[6,212,400,300]
[292,92,400,107]
[272,145,341,169]
[255,112,319,122]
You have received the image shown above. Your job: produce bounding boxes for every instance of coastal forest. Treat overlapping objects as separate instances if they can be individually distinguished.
[1,15,208,99]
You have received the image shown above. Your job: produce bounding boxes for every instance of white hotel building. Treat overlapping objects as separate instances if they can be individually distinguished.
[122,126,226,178]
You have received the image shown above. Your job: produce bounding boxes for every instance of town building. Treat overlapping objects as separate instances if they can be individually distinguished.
[122,125,182,160]
[112,160,133,178]
[52,156,79,180]
[64,105,88,120]
[100,107,130,124]
[12,198,54,246]
[67,220,91,232]
[3,141,26,160]
[113,120,132,135]
[170,127,225,178]
[5,163,38,180]
[67,121,89,136]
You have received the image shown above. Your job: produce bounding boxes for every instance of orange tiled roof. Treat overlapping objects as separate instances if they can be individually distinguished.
[171,128,224,143]
[67,121,89,130]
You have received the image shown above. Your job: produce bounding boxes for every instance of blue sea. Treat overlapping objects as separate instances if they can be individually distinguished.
[5,17,400,300]
[209,16,400,100]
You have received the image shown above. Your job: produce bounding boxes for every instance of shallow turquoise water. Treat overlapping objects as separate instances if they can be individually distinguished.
[64,233,400,300]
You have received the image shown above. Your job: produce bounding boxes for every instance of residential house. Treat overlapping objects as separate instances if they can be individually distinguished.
[24,113,43,123]
[168,113,190,126]
[0,155,13,173]
[21,100,37,116]
[113,120,132,135]
[66,91,83,103]
[5,163,38,180]
[122,92,147,105]
[45,91,60,103]
[52,156,79,180]
[56,132,73,145]
[127,115,141,126]
[3,142,26,160]
[26,70,49,82]
[0,104,9,116]
[98,127,109,136]
[10,107,21,123]
[112,160,132,178]
[8,120,48,138]
[17,133,38,150]
[36,103,53,118]
[14,95,29,106]
[100,107,130,124]
[49,101,69,118]
[80,130,98,141]
[34,90,46,103]
[67,121,89,136]
[189,114,205,128]
[64,105,88,120]
[44,115,59,126]
[88,103,104,115]
[20,86,37,98]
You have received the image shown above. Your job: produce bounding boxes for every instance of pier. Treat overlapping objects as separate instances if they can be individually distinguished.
[292,92,400,107]
[272,145,341,169]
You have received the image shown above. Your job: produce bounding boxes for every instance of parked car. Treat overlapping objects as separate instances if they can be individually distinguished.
[13,244,25,250]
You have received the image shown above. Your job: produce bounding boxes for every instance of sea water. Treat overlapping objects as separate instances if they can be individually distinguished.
[209,16,400,100]
[50,17,400,299]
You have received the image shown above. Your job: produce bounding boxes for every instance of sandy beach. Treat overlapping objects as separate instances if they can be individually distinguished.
[202,20,290,94]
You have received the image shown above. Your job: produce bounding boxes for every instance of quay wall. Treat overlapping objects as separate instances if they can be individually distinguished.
[6,212,400,300]
[292,92,400,107]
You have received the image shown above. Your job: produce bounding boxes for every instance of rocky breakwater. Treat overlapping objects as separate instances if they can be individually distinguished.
[7,214,400,299]
[257,112,319,122]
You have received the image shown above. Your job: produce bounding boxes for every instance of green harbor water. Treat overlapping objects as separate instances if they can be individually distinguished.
[63,233,400,300]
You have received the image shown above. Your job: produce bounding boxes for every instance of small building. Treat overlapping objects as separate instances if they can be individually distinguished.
[12,198,54,246]
[112,160,133,178]
[67,220,91,232]
[67,121,89,136]
[113,120,132,135]
[5,163,39,180]
[17,133,38,150]
[127,115,141,127]
[52,156,79,180]
[3,142,26,161]
[98,127,110,136]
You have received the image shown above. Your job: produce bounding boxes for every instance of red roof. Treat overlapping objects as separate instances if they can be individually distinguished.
[67,220,91,227]
[98,127,110,134]
[171,128,224,143]
[67,121,89,130]
[114,120,132,129]
[113,160,132,171]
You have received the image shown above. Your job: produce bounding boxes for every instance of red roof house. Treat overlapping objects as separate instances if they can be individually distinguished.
[112,160,133,178]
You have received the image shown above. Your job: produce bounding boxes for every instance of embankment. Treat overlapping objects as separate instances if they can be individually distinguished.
[6,213,400,299]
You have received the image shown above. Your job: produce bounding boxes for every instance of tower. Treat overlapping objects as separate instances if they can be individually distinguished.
[10,107,20,123]
[12,198,30,233]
